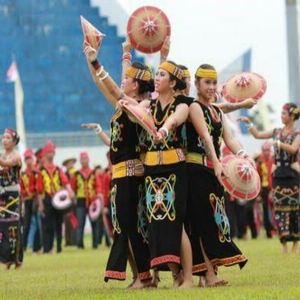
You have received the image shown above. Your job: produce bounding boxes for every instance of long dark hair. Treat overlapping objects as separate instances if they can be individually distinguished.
[167,61,187,91]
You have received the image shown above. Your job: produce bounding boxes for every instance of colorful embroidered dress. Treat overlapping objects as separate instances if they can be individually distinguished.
[0,156,22,267]
[186,101,247,275]
[144,95,187,270]
[104,109,151,282]
[272,128,300,243]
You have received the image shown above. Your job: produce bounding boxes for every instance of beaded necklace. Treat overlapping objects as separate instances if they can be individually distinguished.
[153,97,176,126]
[195,99,220,123]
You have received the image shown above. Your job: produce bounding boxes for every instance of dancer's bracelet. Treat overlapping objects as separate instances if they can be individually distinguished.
[247,122,254,130]
[94,124,102,134]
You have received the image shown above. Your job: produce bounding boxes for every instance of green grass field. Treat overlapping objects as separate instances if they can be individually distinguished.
[1,236,300,300]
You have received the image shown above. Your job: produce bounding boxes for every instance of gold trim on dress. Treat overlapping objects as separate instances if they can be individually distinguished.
[144,149,185,166]
[112,159,144,179]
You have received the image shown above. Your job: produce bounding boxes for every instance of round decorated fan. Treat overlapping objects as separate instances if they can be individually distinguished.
[127,6,171,53]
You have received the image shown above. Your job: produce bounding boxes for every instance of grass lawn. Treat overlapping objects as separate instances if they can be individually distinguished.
[1,236,300,300]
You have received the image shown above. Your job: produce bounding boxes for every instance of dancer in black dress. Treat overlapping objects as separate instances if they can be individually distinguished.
[186,64,248,287]
[238,103,300,253]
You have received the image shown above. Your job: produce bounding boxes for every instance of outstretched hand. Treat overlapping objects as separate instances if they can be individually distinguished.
[81,123,99,129]
[240,98,258,109]
[215,162,228,186]
[160,36,170,61]
[122,36,132,53]
[236,116,251,124]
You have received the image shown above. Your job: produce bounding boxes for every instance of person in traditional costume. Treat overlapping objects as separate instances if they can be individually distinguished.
[256,142,275,238]
[238,103,300,253]
[94,165,112,247]
[37,141,74,253]
[0,129,23,269]
[186,64,248,287]
[20,149,39,252]
[62,157,77,247]
[71,152,103,249]
[83,43,153,289]
[125,61,195,288]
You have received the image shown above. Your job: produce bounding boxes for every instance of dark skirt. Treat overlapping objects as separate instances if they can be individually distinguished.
[104,175,151,282]
[144,162,187,270]
[187,164,247,275]
[0,190,23,266]
[137,183,149,244]
[273,168,300,243]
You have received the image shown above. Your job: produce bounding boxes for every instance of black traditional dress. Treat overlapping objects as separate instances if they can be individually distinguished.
[104,109,151,282]
[186,101,247,275]
[0,159,23,267]
[144,95,188,270]
[272,128,300,243]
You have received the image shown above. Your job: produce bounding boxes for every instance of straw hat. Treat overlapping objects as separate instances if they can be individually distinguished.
[80,15,106,52]
[62,157,77,167]
[221,155,261,201]
[122,102,157,137]
[127,6,171,53]
[222,72,267,103]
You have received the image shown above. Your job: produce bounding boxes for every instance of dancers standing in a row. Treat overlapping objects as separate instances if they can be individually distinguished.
[83,36,252,287]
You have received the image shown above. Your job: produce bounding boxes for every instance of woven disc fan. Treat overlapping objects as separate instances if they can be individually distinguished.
[221,155,261,200]
[122,102,157,137]
[127,6,171,53]
[222,72,267,103]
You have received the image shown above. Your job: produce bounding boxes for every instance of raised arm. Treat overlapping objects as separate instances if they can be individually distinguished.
[81,123,110,146]
[237,116,273,139]
[121,36,132,80]
[189,103,226,183]
[86,58,118,108]
[217,98,257,114]
[84,45,124,108]
[160,36,170,64]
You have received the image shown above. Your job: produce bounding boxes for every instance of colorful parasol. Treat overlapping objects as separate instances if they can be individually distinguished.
[122,102,157,137]
[221,155,261,201]
[80,15,106,52]
[127,6,171,53]
[222,72,267,103]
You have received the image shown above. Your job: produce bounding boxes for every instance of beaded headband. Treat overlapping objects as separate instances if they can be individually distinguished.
[4,129,19,141]
[125,66,152,82]
[283,104,299,115]
[196,68,218,80]
[183,69,191,79]
[159,62,184,81]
